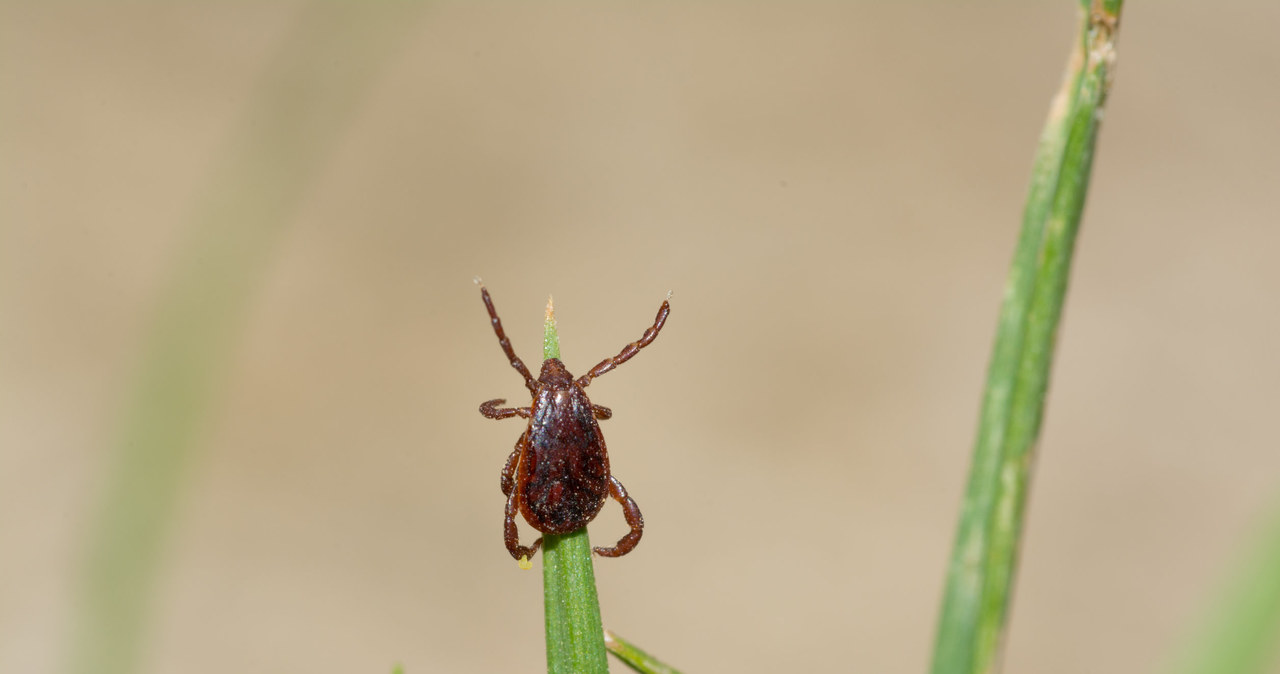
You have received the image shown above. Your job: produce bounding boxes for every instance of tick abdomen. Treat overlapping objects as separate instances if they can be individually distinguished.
[520,382,610,533]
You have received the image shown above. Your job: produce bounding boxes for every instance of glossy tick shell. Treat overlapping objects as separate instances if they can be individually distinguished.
[521,359,610,533]
[477,284,669,561]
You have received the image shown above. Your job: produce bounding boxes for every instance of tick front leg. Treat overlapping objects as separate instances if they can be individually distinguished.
[480,398,532,420]
[576,296,670,388]
[593,476,644,558]
[505,488,543,561]
[478,283,538,393]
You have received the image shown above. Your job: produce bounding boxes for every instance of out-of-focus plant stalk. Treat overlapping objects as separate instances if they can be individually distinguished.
[66,6,423,674]
[931,2,1124,673]
[605,630,683,674]
[1175,500,1280,674]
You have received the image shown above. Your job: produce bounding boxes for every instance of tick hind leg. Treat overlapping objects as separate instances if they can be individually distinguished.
[505,487,543,561]
[501,432,541,560]
[593,476,644,557]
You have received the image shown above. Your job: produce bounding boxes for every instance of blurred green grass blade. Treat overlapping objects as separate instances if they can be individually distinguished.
[541,298,610,674]
[1175,501,1280,674]
[979,7,1122,666]
[931,31,1077,674]
[931,3,1123,673]
[604,630,683,674]
[67,6,423,674]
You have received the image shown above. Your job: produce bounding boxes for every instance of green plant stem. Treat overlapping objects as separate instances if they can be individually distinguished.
[604,630,683,674]
[1175,500,1280,674]
[931,3,1123,673]
[541,297,610,674]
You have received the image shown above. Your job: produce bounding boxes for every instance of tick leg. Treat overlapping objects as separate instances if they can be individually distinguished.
[592,404,612,420]
[500,432,524,496]
[593,476,644,558]
[576,296,670,387]
[480,398,532,419]
[478,283,537,393]
[505,487,543,561]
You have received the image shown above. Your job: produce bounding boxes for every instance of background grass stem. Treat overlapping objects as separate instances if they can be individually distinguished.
[1174,499,1280,674]
[930,3,1124,673]
[604,630,683,674]
[65,7,422,674]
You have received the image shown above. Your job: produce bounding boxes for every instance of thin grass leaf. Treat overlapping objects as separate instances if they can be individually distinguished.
[604,630,683,674]
[931,2,1124,673]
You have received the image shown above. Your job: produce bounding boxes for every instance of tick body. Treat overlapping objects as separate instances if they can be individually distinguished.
[477,283,669,561]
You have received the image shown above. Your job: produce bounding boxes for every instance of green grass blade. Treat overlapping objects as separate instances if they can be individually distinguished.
[65,7,423,674]
[1174,500,1280,674]
[543,530,609,674]
[604,630,683,674]
[541,297,610,674]
[544,295,561,362]
[931,38,1077,674]
[931,3,1123,673]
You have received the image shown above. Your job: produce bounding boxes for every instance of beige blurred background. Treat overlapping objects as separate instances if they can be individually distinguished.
[4,2,1280,673]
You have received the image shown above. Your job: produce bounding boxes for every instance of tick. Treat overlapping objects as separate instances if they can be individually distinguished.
[476,282,670,564]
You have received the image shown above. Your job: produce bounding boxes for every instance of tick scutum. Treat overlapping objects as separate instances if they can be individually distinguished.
[520,359,610,534]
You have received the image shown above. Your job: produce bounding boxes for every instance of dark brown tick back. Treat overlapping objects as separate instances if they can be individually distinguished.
[476,282,670,564]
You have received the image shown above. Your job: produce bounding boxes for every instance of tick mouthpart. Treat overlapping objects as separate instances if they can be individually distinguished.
[538,358,574,386]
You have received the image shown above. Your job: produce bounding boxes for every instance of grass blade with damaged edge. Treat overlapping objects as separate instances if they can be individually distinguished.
[65,6,426,674]
[541,296,611,674]
[931,2,1124,673]
[1174,499,1280,674]
[605,630,683,674]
